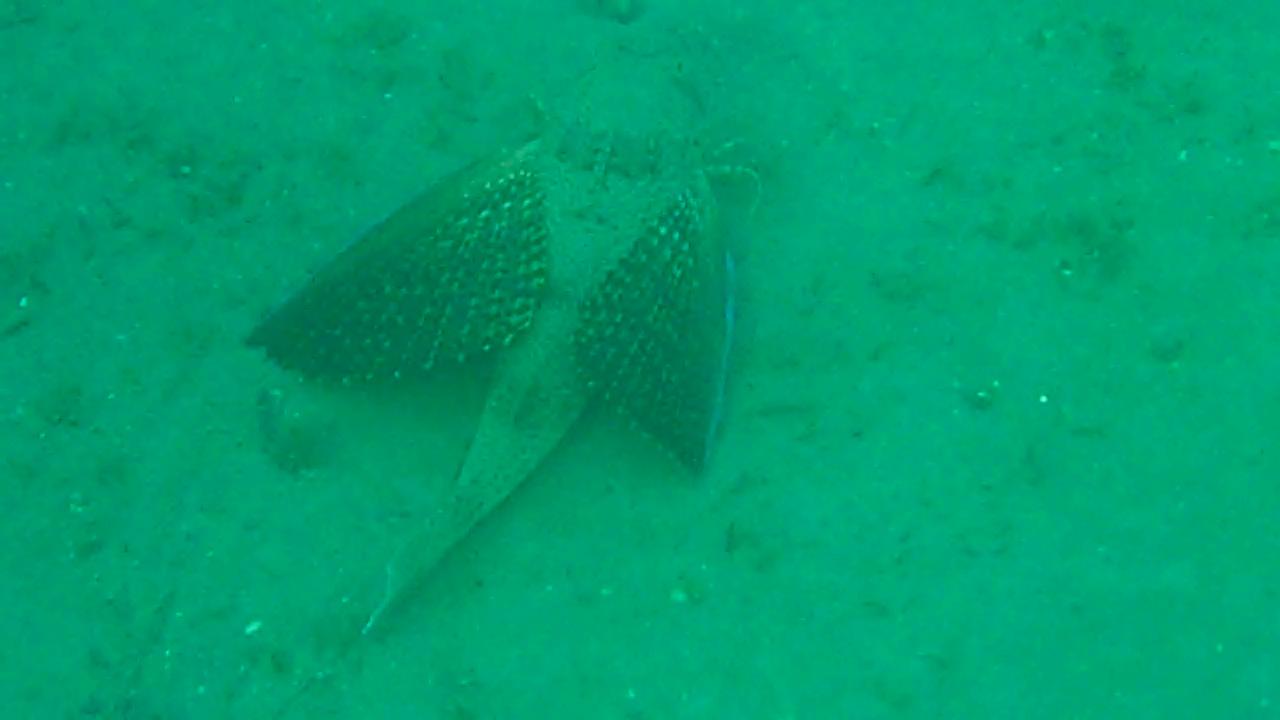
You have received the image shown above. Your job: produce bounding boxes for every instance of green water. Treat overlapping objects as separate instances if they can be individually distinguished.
[1,1,1276,718]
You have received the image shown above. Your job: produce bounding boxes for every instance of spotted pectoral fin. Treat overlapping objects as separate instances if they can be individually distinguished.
[573,181,733,473]
[246,142,550,384]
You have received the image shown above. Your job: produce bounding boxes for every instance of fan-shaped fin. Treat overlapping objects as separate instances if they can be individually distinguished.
[246,142,550,384]
[573,179,732,472]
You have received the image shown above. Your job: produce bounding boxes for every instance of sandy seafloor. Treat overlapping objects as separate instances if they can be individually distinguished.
[1,0,1278,717]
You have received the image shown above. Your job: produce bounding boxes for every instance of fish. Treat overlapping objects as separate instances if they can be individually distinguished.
[247,137,735,639]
